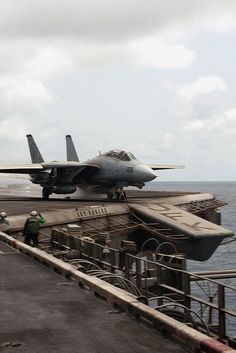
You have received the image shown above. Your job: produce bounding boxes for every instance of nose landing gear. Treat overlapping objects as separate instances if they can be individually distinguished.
[106,188,127,201]
[115,188,126,200]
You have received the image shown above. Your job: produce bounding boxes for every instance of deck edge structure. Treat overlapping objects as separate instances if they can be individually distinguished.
[0,231,235,353]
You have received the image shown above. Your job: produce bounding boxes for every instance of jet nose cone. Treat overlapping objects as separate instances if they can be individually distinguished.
[134,164,157,182]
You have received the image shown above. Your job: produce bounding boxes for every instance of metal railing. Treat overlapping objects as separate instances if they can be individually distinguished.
[50,228,236,342]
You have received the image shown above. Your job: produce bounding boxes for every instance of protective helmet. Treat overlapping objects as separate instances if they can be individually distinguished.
[0,211,6,218]
[30,210,38,216]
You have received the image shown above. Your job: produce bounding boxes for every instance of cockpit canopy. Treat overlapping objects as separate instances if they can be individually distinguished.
[102,149,137,161]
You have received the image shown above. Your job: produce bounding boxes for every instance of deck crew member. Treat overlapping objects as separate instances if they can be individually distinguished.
[0,211,11,233]
[23,210,45,247]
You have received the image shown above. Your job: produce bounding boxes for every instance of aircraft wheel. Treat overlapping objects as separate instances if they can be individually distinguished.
[42,188,50,200]
[114,190,126,200]
[115,191,120,200]
[121,191,126,200]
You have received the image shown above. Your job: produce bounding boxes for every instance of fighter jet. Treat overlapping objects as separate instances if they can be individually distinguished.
[0,135,183,199]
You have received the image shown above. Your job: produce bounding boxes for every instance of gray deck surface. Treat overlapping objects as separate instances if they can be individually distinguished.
[0,190,195,216]
[0,241,186,353]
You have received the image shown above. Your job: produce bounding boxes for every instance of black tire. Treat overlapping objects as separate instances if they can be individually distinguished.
[121,191,126,200]
[107,192,114,200]
[42,188,50,200]
[115,191,120,200]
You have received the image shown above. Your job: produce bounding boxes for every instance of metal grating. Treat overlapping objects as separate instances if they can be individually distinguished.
[179,199,226,215]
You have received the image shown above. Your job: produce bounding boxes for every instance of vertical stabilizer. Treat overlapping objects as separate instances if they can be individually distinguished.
[66,135,79,162]
[26,134,44,163]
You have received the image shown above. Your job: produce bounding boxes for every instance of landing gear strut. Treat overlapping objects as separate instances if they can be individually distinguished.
[42,187,51,200]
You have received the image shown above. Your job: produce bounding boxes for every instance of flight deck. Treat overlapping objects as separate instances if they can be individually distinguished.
[0,189,232,261]
[1,189,236,352]
[0,241,186,353]
[0,189,211,215]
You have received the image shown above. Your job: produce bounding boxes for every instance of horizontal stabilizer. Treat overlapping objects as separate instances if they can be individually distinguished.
[66,135,79,162]
[0,173,31,180]
[0,163,43,174]
[27,134,44,163]
[0,161,99,176]
[148,164,185,170]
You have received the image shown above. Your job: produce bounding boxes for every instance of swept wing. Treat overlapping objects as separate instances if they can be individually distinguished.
[0,164,43,174]
[148,164,185,170]
[0,173,31,180]
[0,162,99,177]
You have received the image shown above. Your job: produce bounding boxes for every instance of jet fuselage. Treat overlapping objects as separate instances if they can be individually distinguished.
[0,135,183,199]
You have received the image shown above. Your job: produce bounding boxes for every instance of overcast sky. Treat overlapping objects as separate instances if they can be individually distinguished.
[1,0,236,181]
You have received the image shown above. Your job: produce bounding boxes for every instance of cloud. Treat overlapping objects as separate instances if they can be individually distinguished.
[0,1,235,41]
[178,76,227,100]
[128,38,195,69]
[122,132,175,162]
[23,46,73,79]
[184,108,236,134]
[77,37,195,69]
[0,116,28,141]
[0,76,53,115]
[164,76,229,124]
[0,42,74,119]
[0,1,235,77]
[202,13,236,33]
[0,1,236,181]
[0,40,73,78]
